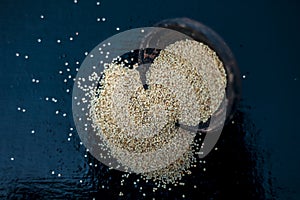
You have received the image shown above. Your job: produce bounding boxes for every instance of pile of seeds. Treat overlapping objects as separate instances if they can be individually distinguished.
[147,49,211,125]
[88,39,227,186]
[164,39,227,113]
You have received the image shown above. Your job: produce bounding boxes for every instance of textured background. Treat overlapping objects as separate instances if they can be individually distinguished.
[0,0,299,199]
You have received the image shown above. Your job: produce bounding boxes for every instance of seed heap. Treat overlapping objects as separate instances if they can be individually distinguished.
[87,39,227,185]
[147,49,211,126]
[90,62,194,174]
[163,39,227,113]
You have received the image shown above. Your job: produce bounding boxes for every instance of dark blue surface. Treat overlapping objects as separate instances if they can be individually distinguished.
[0,0,299,199]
